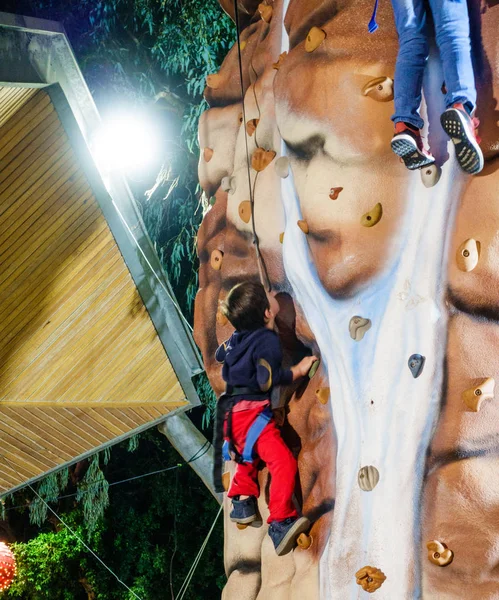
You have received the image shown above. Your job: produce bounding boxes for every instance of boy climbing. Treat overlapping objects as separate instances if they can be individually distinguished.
[388,0,484,175]
[212,281,317,556]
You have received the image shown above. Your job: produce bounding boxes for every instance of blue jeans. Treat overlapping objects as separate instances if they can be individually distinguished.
[390,0,476,129]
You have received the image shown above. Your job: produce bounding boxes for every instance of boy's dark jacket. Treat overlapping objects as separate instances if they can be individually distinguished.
[212,327,292,492]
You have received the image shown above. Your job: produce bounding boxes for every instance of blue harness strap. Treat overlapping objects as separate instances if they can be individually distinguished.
[241,408,272,463]
[368,0,379,33]
[222,440,231,462]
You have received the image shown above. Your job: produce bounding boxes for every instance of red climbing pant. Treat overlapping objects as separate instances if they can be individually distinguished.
[225,402,298,523]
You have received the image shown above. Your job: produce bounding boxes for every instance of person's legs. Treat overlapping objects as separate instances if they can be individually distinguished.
[428,0,476,110]
[227,460,260,499]
[255,420,298,523]
[390,0,430,129]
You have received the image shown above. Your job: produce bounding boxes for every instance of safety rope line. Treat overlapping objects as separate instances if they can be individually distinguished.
[175,504,223,600]
[0,451,144,600]
[232,0,273,293]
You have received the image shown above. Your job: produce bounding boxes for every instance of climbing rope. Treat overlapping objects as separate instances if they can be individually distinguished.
[232,0,273,293]
[175,504,223,600]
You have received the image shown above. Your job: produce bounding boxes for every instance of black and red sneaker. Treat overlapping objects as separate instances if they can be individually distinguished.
[440,103,484,175]
[391,122,435,170]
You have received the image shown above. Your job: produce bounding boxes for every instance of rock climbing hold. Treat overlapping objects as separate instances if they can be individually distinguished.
[210,249,224,271]
[216,310,229,327]
[246,118,259,136]
[408,354,426,378]
[305,26,326,52]
[355,566,386,593]
[275,156,290,178]
[240,40,247,51]
[329,187,343,200]
[361,203,383,227]
[272,52,287,70]
[251,148,276,171]
[361,76,394,102]
[297,532,312,550]
[221,176,236,194]
[462,377,495,412]
[297,220,309,234]
[456,239,479,272]
[426,541,454,567]
[308,359,320,379]
[237,523,249,530]
[238,201,252,224]
[206,73,222,89]
[238,112,243,124]
[421,164,441,188]
[258,2,272,22]
[222,471,230,491]
[358,466,380,491]
[349,316,371,341]
[209,196,216,206]
[203,147,214,162]
[315,388,330,405]
[279,232,284,244]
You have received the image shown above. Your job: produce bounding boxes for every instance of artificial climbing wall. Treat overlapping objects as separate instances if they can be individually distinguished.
[193,0,499,597]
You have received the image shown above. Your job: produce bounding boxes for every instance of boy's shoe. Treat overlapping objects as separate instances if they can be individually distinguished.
[391,122,435,170]
[268,516,310,556]
[440,103,484,175]
[230,496,257,524]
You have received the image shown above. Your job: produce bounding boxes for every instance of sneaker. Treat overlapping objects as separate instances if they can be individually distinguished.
[230,496,257,524]
[268,516,310,556]
[440,103,484,175]
[391,122,435,170]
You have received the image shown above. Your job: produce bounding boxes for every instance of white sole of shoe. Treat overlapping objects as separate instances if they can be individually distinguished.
[391,133,435,170]
[440,109,484,175]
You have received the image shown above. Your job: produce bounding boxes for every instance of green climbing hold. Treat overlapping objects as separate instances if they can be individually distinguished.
[308,359,320,379]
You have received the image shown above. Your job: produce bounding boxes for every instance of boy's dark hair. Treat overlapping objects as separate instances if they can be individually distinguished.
[220,281,269,331]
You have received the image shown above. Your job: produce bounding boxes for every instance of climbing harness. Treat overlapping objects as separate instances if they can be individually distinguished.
[368,0,379,33]
[222,406,273,463]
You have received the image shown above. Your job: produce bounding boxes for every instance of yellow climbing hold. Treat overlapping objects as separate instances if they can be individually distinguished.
[361,202,383,227]
[305,27,326,52]
[251,148,276,171]
[258,2,273,22]
[210,249,223,271]
[203,147,214,162]
[421,164,441,188]
[361,76,394,102]
[279,232,284,244]
[246,118,259,136]
[216,310,229,327]
[462,377,495,412]
[238,201,252,223]
[297,532,312,549]
[355,566,386,593]
[206,73,222,89]
[426,541,454,567]
[272,51,287,70]
[315,388,330,405]
[240,40,247,51]
[456,238,479,272]
[222,471,231,491]
[297,220,309,234]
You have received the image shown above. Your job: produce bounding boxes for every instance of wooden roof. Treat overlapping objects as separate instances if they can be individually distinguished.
[0,85,190,493]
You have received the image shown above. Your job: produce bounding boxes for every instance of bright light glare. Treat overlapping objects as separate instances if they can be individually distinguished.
[92,113,160,173]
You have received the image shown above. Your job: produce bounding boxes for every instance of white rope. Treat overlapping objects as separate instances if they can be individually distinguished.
[175,504,223,600]
[0,453,143,600]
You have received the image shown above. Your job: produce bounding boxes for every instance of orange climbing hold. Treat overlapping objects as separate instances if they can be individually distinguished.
[426,541,454,567]
[362,76,394,102]
[315,388,330,405]
[462,377,495,412]
[456,238,479,272]
[305,27,326,52]
[238,201,252,223]
[246,118,259,136]
[272,52,287,70]
[329,187,343,200]
[210,249,224,270]
[258,2,273,22]
[206,73,222,89]
[297,220,309,234]
[222,471,231,491]
[216,310,229,327]
[204,147,214,162]
[251,148,276,171]
[297,532,312,549]
[355,566,386,593]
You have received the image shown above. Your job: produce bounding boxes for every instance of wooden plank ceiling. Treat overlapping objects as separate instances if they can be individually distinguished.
[0,86,188,493]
